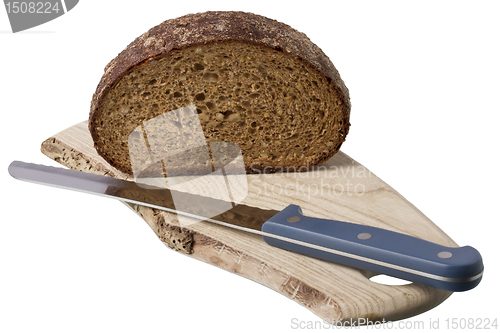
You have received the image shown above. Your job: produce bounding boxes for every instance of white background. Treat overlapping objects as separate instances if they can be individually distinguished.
[1,1,499,332]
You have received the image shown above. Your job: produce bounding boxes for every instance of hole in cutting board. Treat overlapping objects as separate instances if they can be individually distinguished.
[369,274,412,286]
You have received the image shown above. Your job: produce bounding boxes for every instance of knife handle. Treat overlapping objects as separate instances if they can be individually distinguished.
[261,205,483,291]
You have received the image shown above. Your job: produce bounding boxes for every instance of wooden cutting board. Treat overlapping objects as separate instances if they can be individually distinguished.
[40,121,456,324]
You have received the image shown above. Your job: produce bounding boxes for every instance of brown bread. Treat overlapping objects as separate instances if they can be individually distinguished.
[89,11,351,175]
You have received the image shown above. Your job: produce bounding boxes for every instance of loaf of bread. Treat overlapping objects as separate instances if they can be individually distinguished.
[89,11,350,175]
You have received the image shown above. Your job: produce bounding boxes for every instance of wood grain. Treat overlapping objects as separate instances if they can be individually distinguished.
[41,121,455,324]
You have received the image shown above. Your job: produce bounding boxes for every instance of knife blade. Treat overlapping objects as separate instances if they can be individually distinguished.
[8,160,483,292]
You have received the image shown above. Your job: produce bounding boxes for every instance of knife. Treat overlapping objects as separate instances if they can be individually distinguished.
[8,161,483,292]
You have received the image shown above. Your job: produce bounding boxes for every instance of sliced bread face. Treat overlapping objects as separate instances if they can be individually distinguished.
[89,11,351,175]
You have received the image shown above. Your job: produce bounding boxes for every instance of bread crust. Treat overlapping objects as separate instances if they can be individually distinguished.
[89,11,351,174]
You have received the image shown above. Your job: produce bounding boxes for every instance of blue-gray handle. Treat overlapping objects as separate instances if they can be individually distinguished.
[262,205,483,291]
